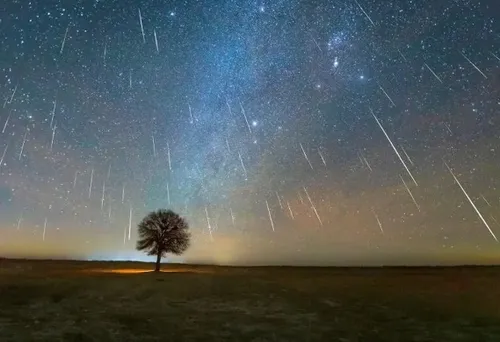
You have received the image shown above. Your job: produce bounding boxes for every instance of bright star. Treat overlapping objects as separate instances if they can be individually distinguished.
[252,120,258,127]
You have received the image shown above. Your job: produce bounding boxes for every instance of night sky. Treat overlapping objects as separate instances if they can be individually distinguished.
[1,0,500,265]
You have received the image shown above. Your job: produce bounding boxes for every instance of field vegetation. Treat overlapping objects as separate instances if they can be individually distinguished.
[0,259,499,341]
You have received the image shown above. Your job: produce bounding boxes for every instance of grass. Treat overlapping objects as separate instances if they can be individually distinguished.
[0,260,500,341]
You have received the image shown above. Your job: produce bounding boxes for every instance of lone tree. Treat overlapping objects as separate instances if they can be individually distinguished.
[136,209,191,272]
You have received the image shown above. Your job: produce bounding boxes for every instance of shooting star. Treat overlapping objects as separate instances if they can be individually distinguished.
[2,112,11,133]
[128,205,132,240]
[238,151,248,180]
[372,208,384,233]
[311,35,322,52]
[19,129,28,160]
[8,84,18,104]
[229,207,235,226]
[300,143,314,170]
[73,171,78,188]
[226,97,233,116]
[358,152,365,166]
[424,63,443,84]
[275,191,283,209]
[371,108,418,186]
[444,122,453,135]
[265,200,275,232]
[354,0,375,26]
[152,134,157,158]
[460,51,487,79]
[287,201,295,220]
[400,145,414,166]
[444,161,497,242]
[318,148,327,166]
[50,99,57,129]
[16,216,22,230]
[129,70,132,89]
[42,218,48,241]
[399,175,420,212]
[491,215,499,226]
[490,51,500,62]
[481,194,491,207]
[362,155,372,172]
[303,186,323,226]
[167,141,172,171]
[188,104,194,124]
[397,48,408,63]
[153,29,159,52]
[359,151,373,172]
[138,9,146,43]
[239,101,252,134]
[88,168,94,198]
[60,25,69,54]
[204,206,214,240]
[103,41,107,65]
[49,126,56,152]
[101,181,106,210]
[378,84,396,107]
[121,184,125,203]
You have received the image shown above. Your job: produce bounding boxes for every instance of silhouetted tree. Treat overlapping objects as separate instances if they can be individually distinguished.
[136,209,191,272]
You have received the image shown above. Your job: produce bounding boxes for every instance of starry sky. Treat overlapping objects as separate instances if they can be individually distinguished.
[1,0,500,266]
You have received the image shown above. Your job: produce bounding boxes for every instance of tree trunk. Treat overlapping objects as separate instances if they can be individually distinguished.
[154,253,162,272]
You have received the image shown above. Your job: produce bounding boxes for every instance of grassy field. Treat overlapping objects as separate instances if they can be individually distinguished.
[0,260,499,341]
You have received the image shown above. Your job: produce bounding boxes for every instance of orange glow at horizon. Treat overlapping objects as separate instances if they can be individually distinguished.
[86,268,214,274]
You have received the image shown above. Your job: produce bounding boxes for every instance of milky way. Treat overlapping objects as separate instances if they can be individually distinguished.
[1,0,500,265]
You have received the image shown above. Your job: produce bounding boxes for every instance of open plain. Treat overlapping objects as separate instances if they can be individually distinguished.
[0,259,499,341]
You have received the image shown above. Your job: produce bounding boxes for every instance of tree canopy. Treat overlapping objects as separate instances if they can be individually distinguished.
[136,209,190,270]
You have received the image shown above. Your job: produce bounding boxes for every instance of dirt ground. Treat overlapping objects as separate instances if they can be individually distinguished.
[0,259,499,341]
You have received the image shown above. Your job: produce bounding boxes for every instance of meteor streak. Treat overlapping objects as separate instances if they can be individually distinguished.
[460,51,487,79]
[303,186,323,226]
[128,206,132,240]
[300,143,314,170]
[204,206,214,240]
[60,26,69,54]
[399,175,420,211]
[19,130,28,160]
[372,208,384,233]
[265,200,275,231]
[371,108,418,186]
[138,9,145,43]
[88,168,94,198]
[153,29,159,52]
[444,161,497,242]
[354,0,375,26]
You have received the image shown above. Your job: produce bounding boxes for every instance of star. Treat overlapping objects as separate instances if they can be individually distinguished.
[333,57,339,68]
[0,0,496,267]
